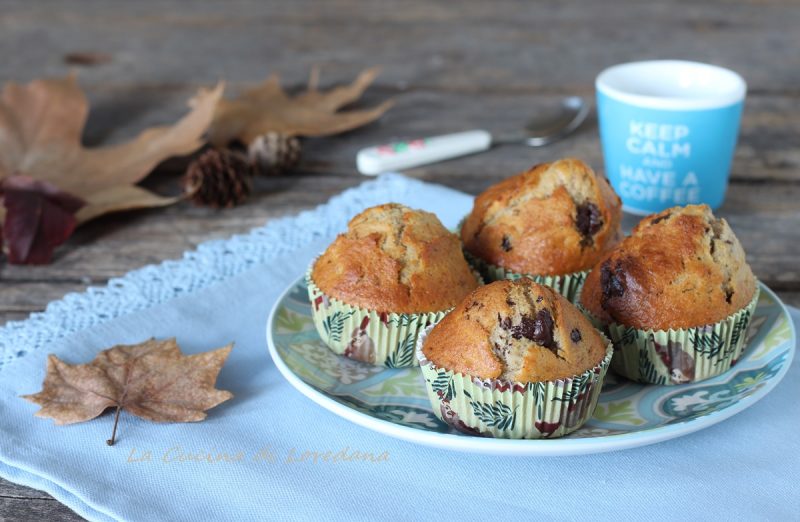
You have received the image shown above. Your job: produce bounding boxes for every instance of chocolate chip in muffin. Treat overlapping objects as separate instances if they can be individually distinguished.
[650,213,672,226]
[504,316,529,340]
[531,310,558,353]
[576,202,603,245]
[506,297,516,306]
[570,328,582,342]
[600,260,627,308]
[725,288,734,303]
[499,310,557,354]
[501,234,513,252]
[466,300,484,312]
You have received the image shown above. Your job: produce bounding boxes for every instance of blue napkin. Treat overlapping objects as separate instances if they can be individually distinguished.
[0,174,797,521]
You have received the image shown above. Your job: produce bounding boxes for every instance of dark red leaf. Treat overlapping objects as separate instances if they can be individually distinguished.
[1,176,85,265]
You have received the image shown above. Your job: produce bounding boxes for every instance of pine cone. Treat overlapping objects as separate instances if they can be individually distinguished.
[248,132,301,175]
[183,149,253,208]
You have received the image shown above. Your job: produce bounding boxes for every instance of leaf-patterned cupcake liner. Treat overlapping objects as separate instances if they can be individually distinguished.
[306,264,476,368]
[416,325,614,438]
[462,249,588,304]
[455,219,587,303]
[576,286,760,385]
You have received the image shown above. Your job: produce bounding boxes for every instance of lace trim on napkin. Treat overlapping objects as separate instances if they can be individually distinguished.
[0,174,416,372]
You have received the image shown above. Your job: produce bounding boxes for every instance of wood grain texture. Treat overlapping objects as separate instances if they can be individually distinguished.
[0,1,798,520]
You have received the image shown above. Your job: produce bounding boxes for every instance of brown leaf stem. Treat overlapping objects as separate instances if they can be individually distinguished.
[107,404,122,446]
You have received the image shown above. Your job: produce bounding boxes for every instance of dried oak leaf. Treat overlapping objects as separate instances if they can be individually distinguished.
[22,338,233,445]
[0,74,224,226]
[1,175,85,264]
[206,66,393,147]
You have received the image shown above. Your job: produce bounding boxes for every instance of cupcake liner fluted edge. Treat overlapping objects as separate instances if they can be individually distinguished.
[462,249,588,304]
[306,263,480,368]
[415,324,614,439]
[576,286,761,385]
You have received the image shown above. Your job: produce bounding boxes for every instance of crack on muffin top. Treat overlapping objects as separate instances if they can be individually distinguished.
[460,158,623,276]
[423,279,608,382]
[489,283,566,375]
[479,160,601,231]
[313,203,480,313]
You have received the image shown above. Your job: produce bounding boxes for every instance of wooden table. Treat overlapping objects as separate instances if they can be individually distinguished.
[1,1,798,519]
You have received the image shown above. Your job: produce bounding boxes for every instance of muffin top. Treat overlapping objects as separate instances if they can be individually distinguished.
[580,204,756,330]
[461,158,622,276]
[312,203,480,313]
[422,279,608,382]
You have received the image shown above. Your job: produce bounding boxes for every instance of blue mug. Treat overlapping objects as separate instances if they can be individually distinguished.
[596,60,746,214]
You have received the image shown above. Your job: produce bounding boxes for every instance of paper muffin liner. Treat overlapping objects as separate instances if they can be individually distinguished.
[462,249,588,304]
[416,324,614,438]
[576,286,760,385]
[306,264,481,367]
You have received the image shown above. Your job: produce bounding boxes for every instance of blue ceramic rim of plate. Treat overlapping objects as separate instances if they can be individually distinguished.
[266,279,795,456]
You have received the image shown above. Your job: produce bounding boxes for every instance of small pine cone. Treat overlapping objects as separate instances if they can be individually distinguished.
[183,149,253,208]
[248,132,301,175]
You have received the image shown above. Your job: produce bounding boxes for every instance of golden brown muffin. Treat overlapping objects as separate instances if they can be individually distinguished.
[580,204,756,331]
[422,279,608,382]
[312,203,480,313]
[461,158,622,276]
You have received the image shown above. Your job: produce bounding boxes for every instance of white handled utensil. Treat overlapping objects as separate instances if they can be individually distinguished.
[356,96,589,175]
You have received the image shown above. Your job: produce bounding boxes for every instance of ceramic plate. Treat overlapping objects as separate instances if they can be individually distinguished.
[267,278,795,456]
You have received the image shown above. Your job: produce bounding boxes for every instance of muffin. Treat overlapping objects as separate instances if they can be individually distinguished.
[579,204,759,384]
[417,278,613,438]
[308,203,481,367]
[460,158,622,302]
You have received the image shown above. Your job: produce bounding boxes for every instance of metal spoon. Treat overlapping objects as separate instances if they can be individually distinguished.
[356,96,589,175]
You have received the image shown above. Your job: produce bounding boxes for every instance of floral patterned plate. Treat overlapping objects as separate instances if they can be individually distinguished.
[267,278,795,456]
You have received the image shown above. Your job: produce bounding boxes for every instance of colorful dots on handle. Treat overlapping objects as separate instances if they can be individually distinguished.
[376,139,428,155]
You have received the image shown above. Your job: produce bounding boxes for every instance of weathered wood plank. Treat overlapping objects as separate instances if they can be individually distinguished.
[0,495,84,521]
[0,478,53,500]
[2,0,800,94]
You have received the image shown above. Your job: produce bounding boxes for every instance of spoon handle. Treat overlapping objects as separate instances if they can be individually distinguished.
[356,130,492,175]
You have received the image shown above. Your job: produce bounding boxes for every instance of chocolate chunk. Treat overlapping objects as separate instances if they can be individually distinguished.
[725,288,734,303]
[508,315,533,341]
[575,202,603,244]
[506,297,516,306]
[571,328,582,342]
[520,311,557,346]
[600,260,626,309]
[500,310,559,355]
[650,213,671,226]
[536,295,543,303]
[531,310,558,351]
[501,235,513,252]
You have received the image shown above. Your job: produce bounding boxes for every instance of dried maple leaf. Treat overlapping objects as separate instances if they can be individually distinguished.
[0,74,223,225]
[0,74,222,264]
[22,338,233,445]
[1,175,85,264]
[207,66,393,147]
